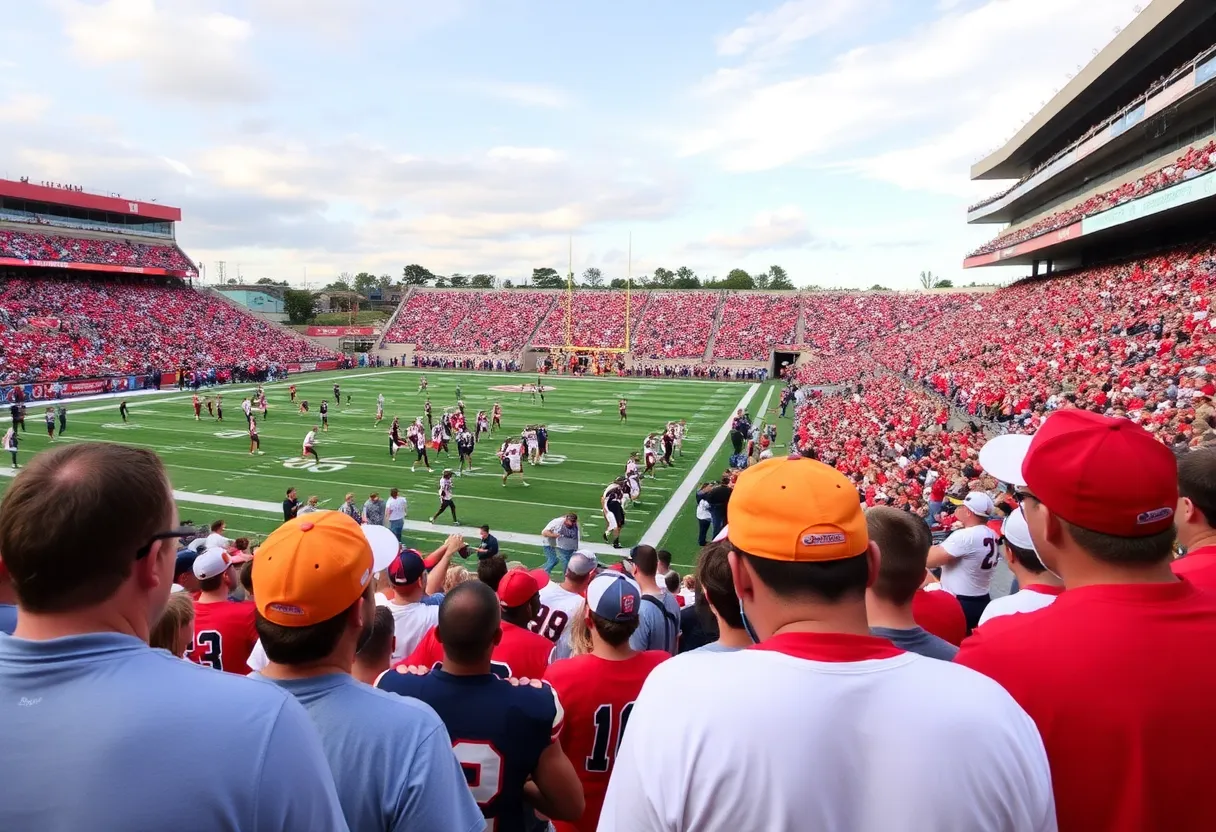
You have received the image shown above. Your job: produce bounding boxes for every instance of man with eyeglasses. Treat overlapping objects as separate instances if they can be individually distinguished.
[0,443,347,831]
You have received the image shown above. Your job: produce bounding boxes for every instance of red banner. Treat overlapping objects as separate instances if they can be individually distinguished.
[315,360,339,371]
[0,256,194,278]
[27,317,60,328]
[160,372,178,387]
[306,326,377,336]
[964,221,1084,268]
[62,379,108,395]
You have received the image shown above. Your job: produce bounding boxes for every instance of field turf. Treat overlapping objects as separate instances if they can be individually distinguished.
[1,369,782,574]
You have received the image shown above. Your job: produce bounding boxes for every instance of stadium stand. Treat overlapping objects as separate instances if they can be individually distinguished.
[0,274,336,384]
[533,290,646,350]
[628,291,719,359]
[0,228,193,272]
[712,292,801,360]
[382,290,554,352]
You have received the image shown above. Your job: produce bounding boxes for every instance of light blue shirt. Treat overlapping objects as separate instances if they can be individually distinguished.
[256,673,483,832]
[630,591,682,654]
[0,604,15,636]
[0,631,348,832]
[691,641,743,654]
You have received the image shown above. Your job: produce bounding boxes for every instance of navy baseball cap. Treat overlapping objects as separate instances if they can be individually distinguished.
[586,573,641,621]
[174,548,200,580]
[388,549,426,586]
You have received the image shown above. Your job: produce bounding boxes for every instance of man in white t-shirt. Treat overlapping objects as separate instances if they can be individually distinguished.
[385,488,408,542]
[977,508,1063,627]
[598,455,1054,832]
[378,537,461,661]
[926,491,1000,632]
[204,519,232,551]
[530,550,596,642]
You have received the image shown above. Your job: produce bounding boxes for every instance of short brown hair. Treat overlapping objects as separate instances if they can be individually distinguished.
[866,507,931,606]
[695,541,742,629]
[477,555,508,591]
[733,543,869,603]
[1061,519,1175,565]
[0,443,173,612]
[589,611,638,647]
[1178,447,1216,528]
[629,544,659,578]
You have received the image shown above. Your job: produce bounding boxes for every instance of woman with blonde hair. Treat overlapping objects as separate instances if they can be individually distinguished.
[443,564,472,592]
[149,592,195,658]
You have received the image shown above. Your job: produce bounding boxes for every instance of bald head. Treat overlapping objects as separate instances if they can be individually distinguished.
[437,581,501,665]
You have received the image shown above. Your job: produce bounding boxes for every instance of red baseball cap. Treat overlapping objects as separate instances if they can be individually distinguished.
[980,410,1177,537]
[497,568,550,608]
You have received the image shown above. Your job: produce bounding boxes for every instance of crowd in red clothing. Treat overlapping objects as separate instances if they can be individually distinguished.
[533,290,645,350]
[970,140,1216,257]
[628,292,718,359]
[0,229,194,272]
[383,290,554,353]
[0,275,335,384]
[712,292,801,360]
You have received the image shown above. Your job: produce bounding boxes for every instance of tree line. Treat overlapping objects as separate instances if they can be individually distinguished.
[396,263,796,290]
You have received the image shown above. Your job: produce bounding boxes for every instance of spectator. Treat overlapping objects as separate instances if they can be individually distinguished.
[339,492,361,524]
[533,550,597,643]
[173,548,201,595]
[689,539,748,653]
[976,508,1063,626]
[386,488,408,542]
[621,544,681,654]
[188,547,258,674]
[149,590,195,658]
[377,582,585,829]
[0,443,347,830]
[599,454,1055,831]
[540,512,580,575]
[204,519,231,550]
[864,507,958,660]
[362,492,385,527]
[476,524,500,559]
[926,491,1000,632]
[443,565,472,593]
[283,487,300,521]
[477,554,508,591]
[353,605,397,685]
[379,538,462,661]
[544,572,668,832]
[298,495,321,515]
[251,512,482,832]
[959,410,1216,832]
[1172,446,1216,589]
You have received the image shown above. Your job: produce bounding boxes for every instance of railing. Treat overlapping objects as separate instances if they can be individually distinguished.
[0,208,173,238]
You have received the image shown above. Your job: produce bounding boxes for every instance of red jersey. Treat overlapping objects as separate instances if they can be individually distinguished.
[403,621,552,680]
[956,581,1216,832]
[189,600,257,674]
[544,651,668,832]
[1171,545,1216,591]
[912,589,967,647]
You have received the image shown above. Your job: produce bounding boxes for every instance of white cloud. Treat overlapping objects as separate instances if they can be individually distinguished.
[698,206,813,252]
[470,81,571,109]
[52,0,263,103]
[486,147,565,164]
[0,93,50,124]
[716,0,867,57]
[687,0,1141,189]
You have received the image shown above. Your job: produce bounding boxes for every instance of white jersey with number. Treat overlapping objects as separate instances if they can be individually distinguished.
[505,443,523,472]
[302,430,316,452]
[938,525,1001,597]
[531,583,584,642]
[439,478,453,500]
[599,636,1055,832]
[643,439,656,464]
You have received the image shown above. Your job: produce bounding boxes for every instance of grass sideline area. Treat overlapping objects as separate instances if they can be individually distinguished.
[0,369,784,574]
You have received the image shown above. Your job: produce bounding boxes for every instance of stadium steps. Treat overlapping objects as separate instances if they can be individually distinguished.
[200,285,321,346]
[794,301,807,345]
[629,290,655,348]
[522,292,560,352]
[376,285,416,349]
[701,291,728,362]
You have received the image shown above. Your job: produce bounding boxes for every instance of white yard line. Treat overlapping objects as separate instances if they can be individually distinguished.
[638,383,761,546]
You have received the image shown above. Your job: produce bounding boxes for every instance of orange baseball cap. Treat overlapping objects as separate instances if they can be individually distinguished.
[254,512,375,627]
[727,454,868,562]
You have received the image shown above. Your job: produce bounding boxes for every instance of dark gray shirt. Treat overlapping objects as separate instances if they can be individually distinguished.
[870,626,958,661]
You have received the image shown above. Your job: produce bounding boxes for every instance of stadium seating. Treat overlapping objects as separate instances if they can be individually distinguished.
[533,291,646,350]
[970,140,1216,256]
[0,275,335,384]
[0,228,193,272]
[383,291,553,352]
[712,292,801,360]
[629,292,720,359]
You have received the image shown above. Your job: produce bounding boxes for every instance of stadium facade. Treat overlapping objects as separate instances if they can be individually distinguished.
[965,0,1216,274]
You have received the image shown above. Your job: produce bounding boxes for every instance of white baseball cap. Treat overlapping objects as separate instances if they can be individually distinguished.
[979,433,1033,488]
[193,547,234,581]
[961,491,995,518]
[1002,507,1035,552]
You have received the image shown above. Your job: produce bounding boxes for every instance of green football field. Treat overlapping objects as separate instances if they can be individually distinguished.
[2,369,785,575]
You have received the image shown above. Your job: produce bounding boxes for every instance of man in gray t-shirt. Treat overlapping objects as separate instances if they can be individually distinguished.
[869,625,957,661]
[363,493,386,527]
[623,545,681,654]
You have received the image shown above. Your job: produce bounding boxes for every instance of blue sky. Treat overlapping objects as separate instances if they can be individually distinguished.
[0,0,1143,288]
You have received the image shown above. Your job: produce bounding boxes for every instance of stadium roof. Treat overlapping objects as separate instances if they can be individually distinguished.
[971,0,1216,181]
[0,178,181,222]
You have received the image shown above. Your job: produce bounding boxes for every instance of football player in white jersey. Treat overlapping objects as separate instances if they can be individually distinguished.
[530,551,598,642]
[525,426,540,465]
[374,393,385,426]
[673,420,686,457]
[301,427,320,462]
[642,434,658,478]
[926,491,1000,632]
[430,469,459,524]
[625,453,642,505]
[499,437,529,487]
[602,478,627,549]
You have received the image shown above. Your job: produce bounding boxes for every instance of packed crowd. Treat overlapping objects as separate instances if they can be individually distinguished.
[628,363,769,380]
[970,138,1216,256]
[712,292,801,360]
[627,292,717,359]
[412,355,524,372]
[0,228,193,272]
[383,291,554,353]
[533,291,647,351]
[0,275,335,384]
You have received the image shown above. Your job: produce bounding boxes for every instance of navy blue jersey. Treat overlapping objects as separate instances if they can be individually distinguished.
[378,669,562,832]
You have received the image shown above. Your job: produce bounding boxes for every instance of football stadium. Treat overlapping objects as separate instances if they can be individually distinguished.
[4,1,1216,830]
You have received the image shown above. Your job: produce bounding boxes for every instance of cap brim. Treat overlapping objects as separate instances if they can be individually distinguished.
[979,434,1033,488]
[363,524,401,573]
[712,524,729,542]
[528,568,551,591]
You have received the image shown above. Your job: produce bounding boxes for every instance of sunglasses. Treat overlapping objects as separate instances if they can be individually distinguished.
[136,527,197,560]
[1014,490,1040,505]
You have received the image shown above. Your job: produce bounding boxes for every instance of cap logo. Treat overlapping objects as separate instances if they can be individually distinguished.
[802,533,846,546]
[359,567,371,587]
[1136,507,1174,525]
[620,594,635,614]
[267,602,305,616]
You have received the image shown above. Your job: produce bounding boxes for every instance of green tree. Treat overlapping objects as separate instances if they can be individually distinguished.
[609,277,629,289]
[673,266,700,289]
[868,284,888,291]
[918,270,935,290]
[768,265,794,290]
[283,289,317,324]
[353,272,378,296]
[651,267,675,288]
[753,268,771,289]
[434,276,448,288]
[321,278,351,293]
[470,274,496,288]
[721,269,755,290]
[402,264,433,286]
[502,278,514,288]
[582,267,604,288]
[449,273,469,288]
[933,278,954,289]
[532,267,564,288]
[377,274,394,290]
[255,277,288,286]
